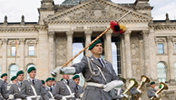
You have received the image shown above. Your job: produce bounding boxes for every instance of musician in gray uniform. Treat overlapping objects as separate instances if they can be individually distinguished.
[52,39,123,100]
[0,73,13,100]
[45,77,54,99]
[72,75,84,99]
[41,80,45,88]
[8,70,24,99]
[20,67,49,100]
[51,78,56,93]
[53,75,77,100]
[147,82,159,99]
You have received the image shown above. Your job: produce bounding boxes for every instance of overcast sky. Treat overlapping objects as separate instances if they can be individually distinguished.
[0,0,176,22]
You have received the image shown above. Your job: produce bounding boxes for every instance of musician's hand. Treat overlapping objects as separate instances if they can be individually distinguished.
[51,66,62,77]
[61,97,66,100]
[137,89,142,93]
[155,93,159,98]
[26,97,32,100]
[60,67,76,75]
[123,94,128,98]
[103,80,123,92]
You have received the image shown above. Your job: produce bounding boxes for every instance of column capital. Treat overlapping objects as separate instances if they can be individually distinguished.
[106,30,112,36]
[2,38,8,44]
[84,30,92,35]
[124,30,132,37]
[141,30,149,36]
[166,36,173,42]
[48,31,55,38]
[66,30,73,36]
[19,38,25,43]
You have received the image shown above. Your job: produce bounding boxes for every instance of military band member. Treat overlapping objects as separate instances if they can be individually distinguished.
[45,78,55,100]
[147,82,159,99]
[53,75,77,100]
[51,78,56,93]
[20,67,49,100]
[41,80,45,88]
[52,39,123,100]
[0,73,14,100]
[8,70,24,100]
[72,75,84,99]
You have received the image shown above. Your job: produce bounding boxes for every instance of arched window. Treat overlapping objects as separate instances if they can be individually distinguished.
[157,62,167,82]
[9,64,18,80]
[27,64,35,79]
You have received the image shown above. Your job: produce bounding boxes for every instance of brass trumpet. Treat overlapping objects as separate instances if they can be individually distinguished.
[122,78,138,100]
[134,75,150,100]
[151,82,168,100]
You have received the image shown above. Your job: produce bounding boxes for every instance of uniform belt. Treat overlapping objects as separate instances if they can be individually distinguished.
[87,82,104,88]
[63,93,75,98]
[28,95,41,99]
[16,98,22,100]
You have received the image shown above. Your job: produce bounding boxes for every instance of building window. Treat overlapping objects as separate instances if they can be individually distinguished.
[9,64,18,80]
[73,43,84,63]
[157,62,166,82]
[11,46,16,56]
[27,64,35,79]
[157,43,164,54]
[28,46,34,56]
[112,37,121,76]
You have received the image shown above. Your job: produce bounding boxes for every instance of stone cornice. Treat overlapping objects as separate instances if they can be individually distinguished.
[44,0,152,24]
[150,25,176,31]
[0,25,47,32]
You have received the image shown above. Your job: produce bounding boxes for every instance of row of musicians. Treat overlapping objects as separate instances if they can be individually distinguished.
[0,67,84,100]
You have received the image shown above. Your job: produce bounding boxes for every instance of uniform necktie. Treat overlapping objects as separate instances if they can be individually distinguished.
[32,80,35,85]
[50,87,52,92]
[66,80,69,85]
[20,83,22,86]
[98,58,104,68]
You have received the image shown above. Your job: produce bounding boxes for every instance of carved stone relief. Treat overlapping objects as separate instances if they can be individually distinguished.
[56,36,67,66]
[130,33,141,77]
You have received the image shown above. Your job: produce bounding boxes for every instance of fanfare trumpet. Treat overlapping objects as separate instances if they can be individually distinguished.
[151,82,168,100]
[122,78,138,100]
[134,75,150,100]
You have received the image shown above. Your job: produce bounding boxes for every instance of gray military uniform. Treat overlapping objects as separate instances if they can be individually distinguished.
[75,85,84,99]
[147,87,157,99]
[0,79,9,100]
[71,56,119,100]
[53,79,77,100]
[8,82,23,99]
[20,79,49,100]
[45,86,54,99]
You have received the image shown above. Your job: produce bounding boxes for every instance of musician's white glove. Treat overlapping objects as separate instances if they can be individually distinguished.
[8,94,14,99]
[51,66,62,77]
[136,89,142,93]
[26,97,32,100]
[120,94,124,98]
[103,80,123,92]
[61,96,67,100]
[155,93,159,98]
[123,94,128,98]
[60,67,76,75]
[70,93,75,98]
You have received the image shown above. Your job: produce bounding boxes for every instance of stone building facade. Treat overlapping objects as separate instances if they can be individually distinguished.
[0,0,176,99]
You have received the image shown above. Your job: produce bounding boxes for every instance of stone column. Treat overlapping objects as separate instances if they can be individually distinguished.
[19,38,25,70]
[2,38,7,73]
[124,30,132,79]
[142,30,150,76]
[121,35,126,78]
[48,31,56,73]
[105,31,112,63]
[85,30,92,56]
[167,36,175,85]
[149,28,158,82]
[66,31,73,66]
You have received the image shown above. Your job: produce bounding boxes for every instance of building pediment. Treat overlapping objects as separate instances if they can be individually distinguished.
[45,0,152,24]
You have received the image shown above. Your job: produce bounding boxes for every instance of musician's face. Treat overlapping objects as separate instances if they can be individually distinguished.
[17,74,24,82]
[29,70,36,79]
[91,43,103,55]
[46,80,52,87]
[73,78,80,85]
[151,84,155,88]
[63,75,69,80]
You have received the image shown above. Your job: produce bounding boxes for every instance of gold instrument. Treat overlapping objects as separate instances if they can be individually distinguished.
[134,75,150,100]
[122,78,138,100]
[151,82,168,100]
